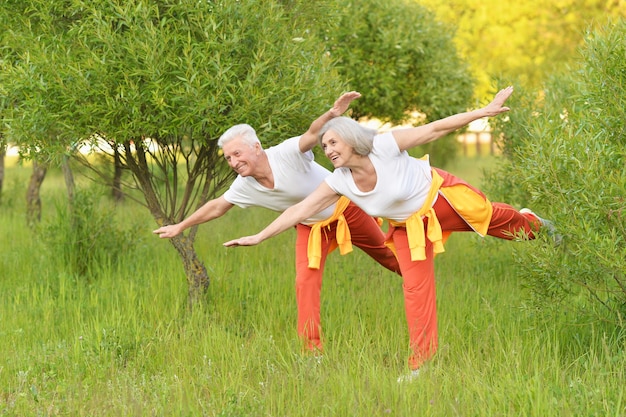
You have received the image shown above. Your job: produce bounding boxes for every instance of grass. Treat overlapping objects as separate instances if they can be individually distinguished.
[1,156,624,416]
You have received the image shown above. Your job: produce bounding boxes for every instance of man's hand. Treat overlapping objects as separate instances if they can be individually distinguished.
[153,224,182,239]
[330,91,361,117]
[299,91,361,153]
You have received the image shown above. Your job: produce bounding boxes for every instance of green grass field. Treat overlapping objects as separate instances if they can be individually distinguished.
[1,156,624,416]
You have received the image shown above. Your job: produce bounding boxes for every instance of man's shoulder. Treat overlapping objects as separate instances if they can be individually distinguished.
[268,136,301,152]
[268,136,312,163]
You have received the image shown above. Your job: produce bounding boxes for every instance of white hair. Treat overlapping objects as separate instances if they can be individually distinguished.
[318,117,376,156]
[218,124,261,148]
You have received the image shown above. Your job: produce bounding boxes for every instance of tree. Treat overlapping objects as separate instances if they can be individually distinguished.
[328,0,473,124]
[0,61,6,203]
[4,0,476,307]
[487,19,626,325]
[25,161,47,225]
[418,0,626,100]
[0,11,11,205]
[321,0,475,167]
[4,0,345,307]
[0,136,5,203]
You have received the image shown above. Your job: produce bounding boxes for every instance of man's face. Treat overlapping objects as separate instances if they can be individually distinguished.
[221,137,261,177]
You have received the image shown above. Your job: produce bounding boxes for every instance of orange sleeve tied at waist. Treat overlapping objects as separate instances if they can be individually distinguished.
[307,196,353,269]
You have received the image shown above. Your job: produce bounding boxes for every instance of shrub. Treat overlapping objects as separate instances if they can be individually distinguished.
[487,19,626,325]
[40,188,142,278]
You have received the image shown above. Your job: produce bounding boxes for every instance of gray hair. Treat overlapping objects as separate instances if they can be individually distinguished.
[318,117,376,156]
[218,124,261,149]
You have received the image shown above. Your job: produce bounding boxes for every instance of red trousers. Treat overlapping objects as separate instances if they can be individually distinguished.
[294,202,401,351]
[391,170,540,370]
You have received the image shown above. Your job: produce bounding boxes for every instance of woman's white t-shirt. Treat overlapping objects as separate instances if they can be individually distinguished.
[223,136,336,225]
[324,132,434,222]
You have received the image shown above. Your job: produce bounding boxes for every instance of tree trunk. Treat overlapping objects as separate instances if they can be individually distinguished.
[61,155,75,205]
[170,234,210,307]
[112,146,124,202]
[26,161,47,226]
[122,140,210,309]
[0,141,5,204]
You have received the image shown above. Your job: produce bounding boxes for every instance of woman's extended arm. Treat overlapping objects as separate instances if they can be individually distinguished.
[393,86,513,152]
[223,182,341,247]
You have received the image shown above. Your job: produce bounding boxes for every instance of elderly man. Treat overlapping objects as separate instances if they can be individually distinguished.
[154,92,400,352]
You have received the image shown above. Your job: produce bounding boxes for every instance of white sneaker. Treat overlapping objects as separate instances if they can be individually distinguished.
[397,369,420,383]
[520,208,562,244]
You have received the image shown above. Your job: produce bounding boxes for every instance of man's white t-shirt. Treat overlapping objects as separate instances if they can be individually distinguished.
[324,132,434,222]
[223,136,336,225]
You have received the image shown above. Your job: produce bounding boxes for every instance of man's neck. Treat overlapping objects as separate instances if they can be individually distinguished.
[252,154,274,189]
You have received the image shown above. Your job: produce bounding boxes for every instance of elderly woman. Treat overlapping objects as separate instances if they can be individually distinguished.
[224,86,553,381]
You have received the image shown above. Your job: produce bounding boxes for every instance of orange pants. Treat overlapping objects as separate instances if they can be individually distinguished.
[295,202,401,351]
[391,170,540,370]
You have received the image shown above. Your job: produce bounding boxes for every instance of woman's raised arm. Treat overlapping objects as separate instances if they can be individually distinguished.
[393,86,513,152]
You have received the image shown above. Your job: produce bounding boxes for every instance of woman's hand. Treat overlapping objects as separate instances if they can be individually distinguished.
[482,86,513,117]
[223,234,263,247]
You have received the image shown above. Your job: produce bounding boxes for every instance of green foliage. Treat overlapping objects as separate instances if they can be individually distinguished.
[2,0,476,197]
[40,188,143,278]
[317,0,474,167]
[483,82,539,206]
[2,163,625,416]
[486,19,626,325]
[0,0,479,301]
[418,0,626,100]
[3,0,344,149]
[324,0,474,125]
[0,0,349,270]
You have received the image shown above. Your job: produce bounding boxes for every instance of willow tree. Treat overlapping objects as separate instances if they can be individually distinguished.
[0,7,16,206]
[487,20,626,325]
[4,0,344,306]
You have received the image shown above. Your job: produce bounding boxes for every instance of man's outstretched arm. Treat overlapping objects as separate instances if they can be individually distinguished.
[153,195,234,238]
[298,91,361,153]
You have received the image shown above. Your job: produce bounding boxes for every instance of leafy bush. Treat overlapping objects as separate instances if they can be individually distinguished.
[486,20,626,325]
[40,188,142,278]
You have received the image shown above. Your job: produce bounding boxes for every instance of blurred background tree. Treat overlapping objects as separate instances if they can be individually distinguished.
[319,0,475,167]
[417,0,626,99]
[416,0,626,325]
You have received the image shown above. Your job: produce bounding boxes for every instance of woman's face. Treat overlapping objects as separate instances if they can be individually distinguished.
[321,129,355,168]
